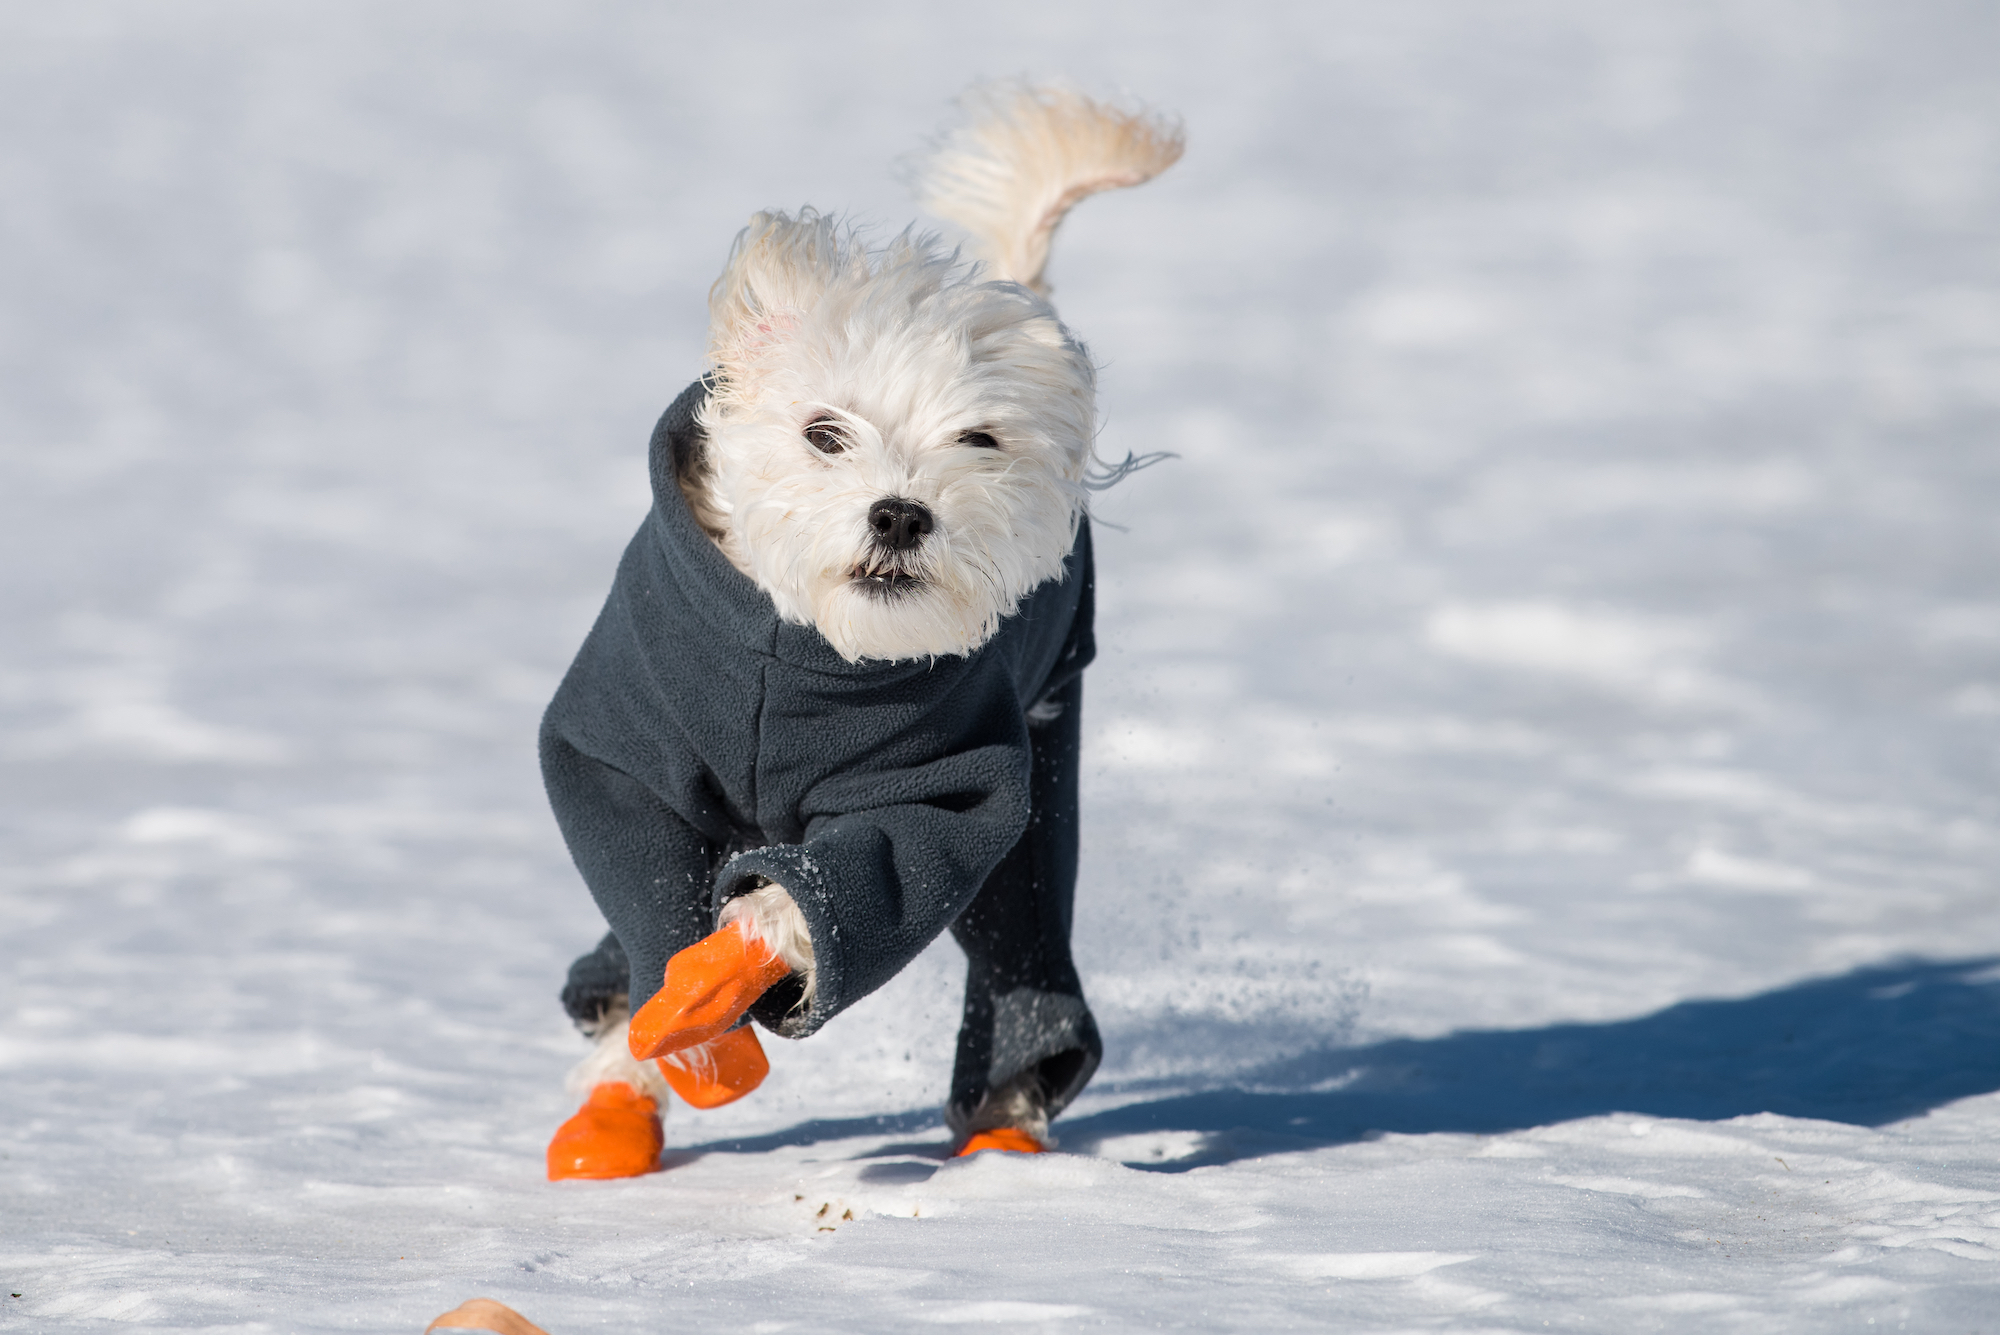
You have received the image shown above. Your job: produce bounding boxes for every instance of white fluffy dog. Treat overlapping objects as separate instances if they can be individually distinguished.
[549,85,1181,1165]
[690,85,1181,978]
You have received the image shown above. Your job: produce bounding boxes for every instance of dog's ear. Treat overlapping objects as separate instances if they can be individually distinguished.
[705,210,855,395]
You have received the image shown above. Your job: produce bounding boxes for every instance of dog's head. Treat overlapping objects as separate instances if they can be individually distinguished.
[689,209,1094,662]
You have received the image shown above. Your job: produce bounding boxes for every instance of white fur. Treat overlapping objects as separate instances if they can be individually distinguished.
[565,1002,671,1106]
[719,884,817,1013]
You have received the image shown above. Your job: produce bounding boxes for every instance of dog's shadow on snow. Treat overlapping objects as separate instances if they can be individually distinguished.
[1059,955,2000,1172]
[684,957,2000,1175]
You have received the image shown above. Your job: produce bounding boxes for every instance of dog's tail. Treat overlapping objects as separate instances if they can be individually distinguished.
[915,84,1183,299]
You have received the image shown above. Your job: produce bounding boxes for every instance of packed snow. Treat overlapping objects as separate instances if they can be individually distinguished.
[4,2,1999,1331]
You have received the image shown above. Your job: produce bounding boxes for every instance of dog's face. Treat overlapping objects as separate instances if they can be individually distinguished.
[690,211,1094,662]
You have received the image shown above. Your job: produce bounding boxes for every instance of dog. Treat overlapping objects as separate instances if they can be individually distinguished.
[538,85,1182,1178]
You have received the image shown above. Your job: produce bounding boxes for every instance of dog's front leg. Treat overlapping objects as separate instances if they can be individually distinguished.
[718,882,817,1009]
[626,883,815,1060]
[548,891,813,1181]
[548,893,812,1182]
[547,1001,668,1180]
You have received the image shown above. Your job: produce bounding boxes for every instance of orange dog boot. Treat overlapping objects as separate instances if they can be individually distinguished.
[956,1127,1046,1156]
[628,920,791,1060]
[546,1082,662,1180]
[657,1024,771,1110]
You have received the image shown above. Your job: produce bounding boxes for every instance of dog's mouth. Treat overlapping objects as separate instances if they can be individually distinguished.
[848,559,926,596]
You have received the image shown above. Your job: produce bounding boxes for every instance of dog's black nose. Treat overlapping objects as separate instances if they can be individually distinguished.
[868,498,934,551]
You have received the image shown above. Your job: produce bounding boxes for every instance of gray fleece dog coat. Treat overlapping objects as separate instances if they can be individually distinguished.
[541,379,1102,1130]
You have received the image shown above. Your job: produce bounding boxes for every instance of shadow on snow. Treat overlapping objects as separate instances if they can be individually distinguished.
[682,957,2000,1174]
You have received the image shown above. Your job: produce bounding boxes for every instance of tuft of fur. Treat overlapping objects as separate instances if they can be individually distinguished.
[566,1001,672,1105]
[916,83,1185,297]
[719,884,817,1013]
[950,1069,1054,1147]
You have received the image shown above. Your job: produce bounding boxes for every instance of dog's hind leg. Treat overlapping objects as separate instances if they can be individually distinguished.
[947,675,1101,1154]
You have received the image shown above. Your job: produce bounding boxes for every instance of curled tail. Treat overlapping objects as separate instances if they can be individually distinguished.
[916,84,1184,298]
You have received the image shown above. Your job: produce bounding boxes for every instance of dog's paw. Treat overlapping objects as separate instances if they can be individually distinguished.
[546,1082,662,1181]
[560,932,630,1035]
[955,1126,1046,1156]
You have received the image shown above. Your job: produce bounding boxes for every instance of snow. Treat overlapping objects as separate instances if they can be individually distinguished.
[3,1,1998,1330]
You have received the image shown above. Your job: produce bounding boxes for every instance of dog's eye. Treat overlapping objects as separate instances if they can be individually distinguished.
[958,430,1001,450]
[804,418,846,455]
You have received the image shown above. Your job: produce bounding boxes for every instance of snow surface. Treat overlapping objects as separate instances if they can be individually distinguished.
[4,2,1999,1331]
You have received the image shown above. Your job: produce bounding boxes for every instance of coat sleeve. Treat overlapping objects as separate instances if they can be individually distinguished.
[539,723,719,1012]
[714,696,1033,1039]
